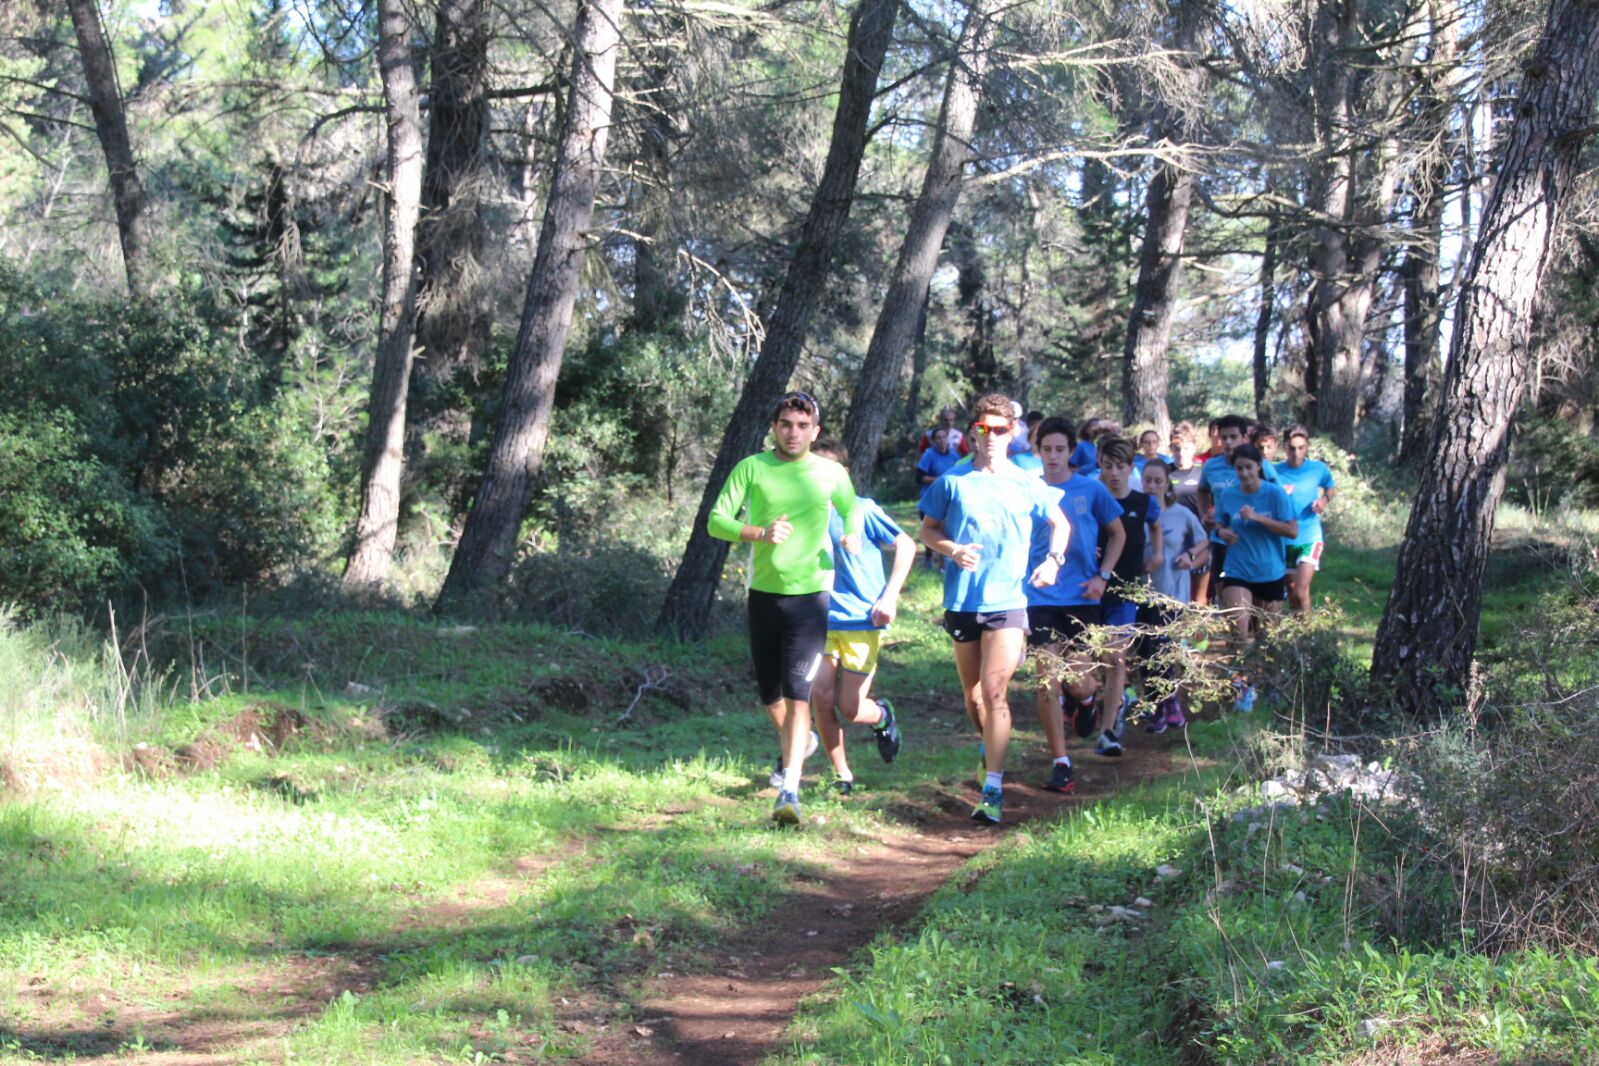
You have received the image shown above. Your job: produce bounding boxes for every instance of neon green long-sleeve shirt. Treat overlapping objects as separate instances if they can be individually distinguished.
[708,451,862,595]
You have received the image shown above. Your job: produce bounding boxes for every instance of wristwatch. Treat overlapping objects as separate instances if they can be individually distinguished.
[1047,550,1066,565]
[1097,569,1113,582]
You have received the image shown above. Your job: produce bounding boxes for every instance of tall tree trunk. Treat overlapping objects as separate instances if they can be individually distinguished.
[842,0,996,489]
[343,0,427,590]
[410,0,494,447]
[628,18,683,335]
[1398,0,1458,465]
[1121,0,1203,439]
[656,0,899,639]
[436,0,622,608]
[66,0,151,298]
[1371,0,1599,716]
[1121,161,1194,437]
[1252,205,1279,418]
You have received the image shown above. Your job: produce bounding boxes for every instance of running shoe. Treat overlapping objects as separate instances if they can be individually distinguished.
[873,699,902,763]
[1111,690,1132,741]
[832,778,854,797]
[769,729,822,789]
[1144,701,1171,734]
[971,785,1004,825]
[1069,695,1099,739]
[1095,730,1124,758]
[1044,761,1076,793]
[772,789,802,825]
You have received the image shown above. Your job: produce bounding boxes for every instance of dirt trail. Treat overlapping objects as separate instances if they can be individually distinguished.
[579,726,1179,1066]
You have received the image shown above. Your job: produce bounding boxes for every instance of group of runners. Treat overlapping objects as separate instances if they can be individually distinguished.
[708,391,1336,826]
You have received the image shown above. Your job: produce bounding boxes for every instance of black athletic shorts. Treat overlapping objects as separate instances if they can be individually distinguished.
[1219,576,1286,602]
[1026,604,1101,648]
[1208,541,1228,580]
[747,589,829,704]
[943,608,1029,643]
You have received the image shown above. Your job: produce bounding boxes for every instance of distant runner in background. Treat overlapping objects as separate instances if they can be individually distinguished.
[808,438,912,794]
[918,406,968,458]
[1094,437,1161,757]
[1276,424,1337,614]
[1137,460,1207,733]
[1194,414,1278,608]
[1133,429,1172,475]
[1168,421,1204,514]
[708,391,862,826]
[920,394,1070,825]
[1196,418,1222,463]
[1215,442,1297,644]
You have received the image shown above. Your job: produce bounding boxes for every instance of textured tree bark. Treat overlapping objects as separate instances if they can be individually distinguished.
[1372,0,1599,716]
[435,0,622,608]
[1252,206,1279,418]
[1121,161,1193,439]
[656,0,899,639]
[842,0,997,489]
[1121,0,1203,440]
[343,0,427,590]
[410,0,494,447]
[66,0,151,298]
[1398,0,1458,465]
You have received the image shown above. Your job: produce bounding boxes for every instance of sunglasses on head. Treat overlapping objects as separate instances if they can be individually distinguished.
[970,421,1012,437]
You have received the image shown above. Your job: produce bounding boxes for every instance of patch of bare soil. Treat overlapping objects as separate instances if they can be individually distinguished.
[0,738,106,796]
[578,720,1177,1066]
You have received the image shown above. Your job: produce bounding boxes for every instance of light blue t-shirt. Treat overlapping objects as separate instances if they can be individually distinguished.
[1069,440,1098,476]
[1149,501,1206,604]
[1216,483,1297,584]
[919,464,1055,612]
[1011,451,1044,474]
[1275,459,1336,546]
[1199,454,1279,545]
[827,498,906,631]
[1133,453,1173,473]
[1027,475,1124,608]
[917,447,961,480]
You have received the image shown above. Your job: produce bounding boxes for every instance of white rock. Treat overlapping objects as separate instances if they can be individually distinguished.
[1155,864,1182,879]
[1355,1018,1388,1040]
[1266,960,1286,971]
[345,681,373,695]
[1134,897,1154,909]
[1292,891,1308,905]
[1260,780,1292,800]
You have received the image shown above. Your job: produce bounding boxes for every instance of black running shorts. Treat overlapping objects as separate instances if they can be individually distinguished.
[1026,604,1101,648]
[943,608,1030,644]
[1219,576,1286,602]
[747,589,830,704]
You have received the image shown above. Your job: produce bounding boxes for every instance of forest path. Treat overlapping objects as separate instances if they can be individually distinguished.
[577,707,1180,1066]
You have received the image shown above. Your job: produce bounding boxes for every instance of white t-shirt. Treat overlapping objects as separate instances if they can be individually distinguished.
[1148,501,1207,604]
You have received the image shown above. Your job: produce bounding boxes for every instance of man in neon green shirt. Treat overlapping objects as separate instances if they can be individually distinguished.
[709,391,862,825]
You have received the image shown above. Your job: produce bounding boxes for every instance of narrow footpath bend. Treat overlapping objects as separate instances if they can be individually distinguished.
[579,724,1181,1066]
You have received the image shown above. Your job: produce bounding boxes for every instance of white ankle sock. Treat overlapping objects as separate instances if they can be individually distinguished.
[984,771,1003,790]
[782,764,802,795]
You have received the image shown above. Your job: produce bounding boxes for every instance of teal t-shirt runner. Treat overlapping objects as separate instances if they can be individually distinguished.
[1027,474,1122,608]
[708,451,862,595]
[918,464,1054,612]
[1199,454,1278,545]
[1215,482,1296,583]
[827,498,904,631]
[1275,459,1336,546]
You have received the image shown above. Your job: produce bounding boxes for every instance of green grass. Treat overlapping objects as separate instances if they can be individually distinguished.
[2,516,1597,1063]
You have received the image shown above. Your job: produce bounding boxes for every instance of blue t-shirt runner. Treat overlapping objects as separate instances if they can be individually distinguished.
[1027,475,1123,608]
[827,499,906,630]
[1276,459,1336,547]
[1216,483,1297,583]
[917,446,961,482]
[1199,453,1278,546]
[919,464,1055,612]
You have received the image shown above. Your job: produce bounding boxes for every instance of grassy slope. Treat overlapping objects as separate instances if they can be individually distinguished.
[2,513,1595,1064]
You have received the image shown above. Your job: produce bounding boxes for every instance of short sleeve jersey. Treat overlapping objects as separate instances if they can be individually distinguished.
[1069,440,1099,476]
[1216,483,1297,583]
[1275,459,1336,546]
[1150,502,1207,604]
[1199,455,1279,545]
[707,451,862,595]
[1011,451,1044,475]
[1027,475,1123,608]
[1133,453,1173,473]
[919,464,1055,612]
[827,498,905,631]
[917,447,961,480]
[1103,490,1161,607]
[1170,463,1204,513]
